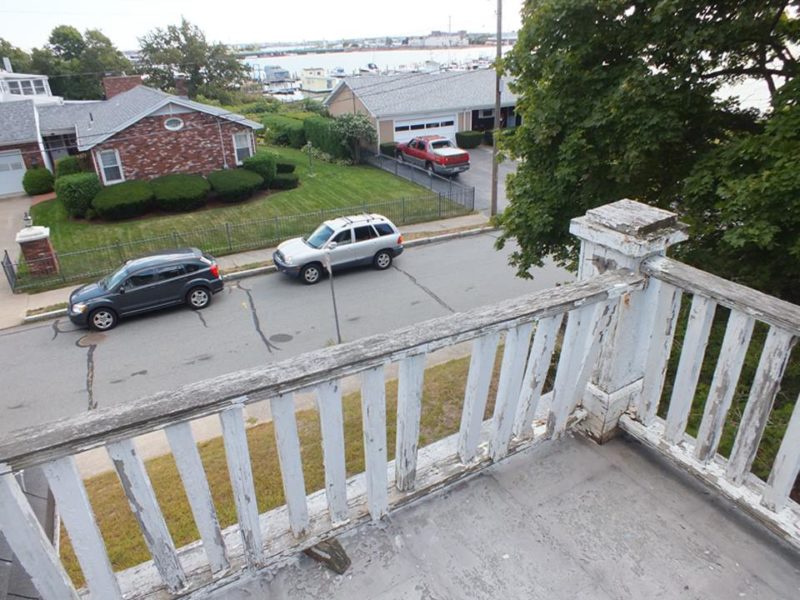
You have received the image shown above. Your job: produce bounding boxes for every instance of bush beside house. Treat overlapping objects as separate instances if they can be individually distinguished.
[54,156,83,179]
[22,167,55,196]
[303,116,349,160]
[455,131,484,149]
[55,173,102,218]
[276,162,296,174]
[262,115,306,148]
[207,169,264,202]
[271,172,300,189]
[242,152,277,188]
[92,181,155,221]
[151,174,210,212]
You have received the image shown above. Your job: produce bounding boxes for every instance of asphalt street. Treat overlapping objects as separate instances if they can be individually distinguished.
[0,232,570,435]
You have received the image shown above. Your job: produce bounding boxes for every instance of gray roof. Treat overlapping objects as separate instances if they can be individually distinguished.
[38,101,99,134]
[0,100,38,145]
[72,86,262,151]
[326,69,517,118]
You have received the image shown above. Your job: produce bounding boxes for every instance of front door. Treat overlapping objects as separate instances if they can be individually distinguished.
[327,228,354,267]
[115,268,161,315]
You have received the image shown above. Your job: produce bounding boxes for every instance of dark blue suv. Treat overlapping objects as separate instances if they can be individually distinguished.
[68,248,223,331]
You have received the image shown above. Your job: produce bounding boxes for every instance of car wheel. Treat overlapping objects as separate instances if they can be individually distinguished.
[89,308,117,331]
[301,263,322,285]
[373,250,393,270]
[186,286,211,309]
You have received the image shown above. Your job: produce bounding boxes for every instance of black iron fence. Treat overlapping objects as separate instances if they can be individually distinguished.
[5,193,472,293]
[363,153,476,211]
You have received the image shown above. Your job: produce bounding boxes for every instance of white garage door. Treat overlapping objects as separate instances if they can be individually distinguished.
[0,151,26,196]
[393,114,457,144]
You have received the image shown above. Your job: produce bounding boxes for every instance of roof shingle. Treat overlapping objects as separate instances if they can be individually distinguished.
[0,101,38,145]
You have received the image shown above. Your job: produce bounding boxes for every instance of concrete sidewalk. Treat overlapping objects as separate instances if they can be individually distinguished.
[0,213,491,330]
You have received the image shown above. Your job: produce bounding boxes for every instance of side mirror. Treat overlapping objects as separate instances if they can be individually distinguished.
[326,241,338,250]
[117,287,126,294]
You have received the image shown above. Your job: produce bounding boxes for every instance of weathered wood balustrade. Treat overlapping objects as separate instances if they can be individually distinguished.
[1,199,799,599]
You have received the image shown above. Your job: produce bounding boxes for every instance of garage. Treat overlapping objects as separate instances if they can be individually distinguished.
[393,114,457,144]
[0,151,26,197]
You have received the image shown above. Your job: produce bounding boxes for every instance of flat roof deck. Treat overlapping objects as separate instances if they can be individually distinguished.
[207,435,800,599]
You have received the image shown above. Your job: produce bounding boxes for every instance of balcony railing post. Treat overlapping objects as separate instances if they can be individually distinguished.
[569,199,689,443]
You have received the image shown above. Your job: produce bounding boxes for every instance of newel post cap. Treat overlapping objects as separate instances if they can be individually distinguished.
[15,226,51,244]
[569,199,688,258]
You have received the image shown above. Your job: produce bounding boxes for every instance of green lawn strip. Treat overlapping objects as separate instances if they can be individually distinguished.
[59,351,503,586]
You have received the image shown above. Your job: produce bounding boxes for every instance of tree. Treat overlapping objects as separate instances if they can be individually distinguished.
[498,1,800,301]
[138,18,247,100]
[0,38,32,72]
[28,27,130,99]
[332,113,376,162]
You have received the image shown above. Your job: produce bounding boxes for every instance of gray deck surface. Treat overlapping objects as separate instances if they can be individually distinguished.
[205,434,800,599]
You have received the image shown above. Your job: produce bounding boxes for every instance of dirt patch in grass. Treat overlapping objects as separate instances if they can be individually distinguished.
[59,349,504,586]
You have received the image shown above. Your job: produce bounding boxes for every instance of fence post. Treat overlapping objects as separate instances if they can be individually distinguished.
[225,222,233,252]
[438,194,443,218]
[402,198,406,224]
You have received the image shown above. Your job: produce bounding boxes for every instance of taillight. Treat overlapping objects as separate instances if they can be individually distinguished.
[397,234,404,245]
[210,263,220,278]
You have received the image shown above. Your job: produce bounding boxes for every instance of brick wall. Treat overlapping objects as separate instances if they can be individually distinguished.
[93,111,255,182]
[102,76,144,99]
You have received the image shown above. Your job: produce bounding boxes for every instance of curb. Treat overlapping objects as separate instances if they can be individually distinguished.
[21,226,497,325]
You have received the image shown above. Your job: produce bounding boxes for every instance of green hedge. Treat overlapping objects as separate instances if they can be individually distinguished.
[22,167,54,195]
[208,169,264,202]
[271,172,300,190]
[261,115,305,148]
[242,151,277,188]
[54,156,82,179]
[55,172,101,218]
[455,131,484,149]
[379,142,398,156]
[151,174,210,212]
[276,162,296,174]
[303,116,348,159]
[92,181,154,221]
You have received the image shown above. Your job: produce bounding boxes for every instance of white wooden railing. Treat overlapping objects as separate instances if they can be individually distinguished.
[2,199,799,600]
[0,268,642,599]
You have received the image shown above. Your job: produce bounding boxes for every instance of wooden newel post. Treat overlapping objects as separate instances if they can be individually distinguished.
[569,199,688,442]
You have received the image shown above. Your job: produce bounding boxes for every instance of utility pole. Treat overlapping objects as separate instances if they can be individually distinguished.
[490,0,502,217]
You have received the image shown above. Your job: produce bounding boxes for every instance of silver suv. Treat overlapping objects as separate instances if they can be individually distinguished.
[273,214,404,284]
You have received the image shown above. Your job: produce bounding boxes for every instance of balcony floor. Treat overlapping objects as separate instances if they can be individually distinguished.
[206,434,800,599]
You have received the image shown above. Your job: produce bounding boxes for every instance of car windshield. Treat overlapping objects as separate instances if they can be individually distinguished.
[305,224,334,249]
[101,265,129,290]
[431,140,453,150]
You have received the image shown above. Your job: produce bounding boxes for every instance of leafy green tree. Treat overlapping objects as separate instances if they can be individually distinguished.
[498,0,799,301]
[138,18,247,100]
[0,38,32,72]
[332,113,376,162]
[48,25,86,61]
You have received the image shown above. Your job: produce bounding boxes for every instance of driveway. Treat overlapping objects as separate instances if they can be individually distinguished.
[0,195,31,327]
[458,145,517,215]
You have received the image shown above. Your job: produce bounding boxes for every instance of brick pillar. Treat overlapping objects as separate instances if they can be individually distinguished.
[16,226,59,276]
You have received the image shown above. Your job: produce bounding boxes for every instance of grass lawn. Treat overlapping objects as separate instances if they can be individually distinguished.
[59,351,504,587]
[32,146,427,254]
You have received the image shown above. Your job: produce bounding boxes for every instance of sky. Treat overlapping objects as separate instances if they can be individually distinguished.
[1,0,525,51]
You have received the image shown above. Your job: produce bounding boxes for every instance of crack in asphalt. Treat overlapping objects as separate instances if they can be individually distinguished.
[195,310,208,328]
[75,336,98,410]
[392,265,455,314]
[51,319,70,340]
[236,283,282,354]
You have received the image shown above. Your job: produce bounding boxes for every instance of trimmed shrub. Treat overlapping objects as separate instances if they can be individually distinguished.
[207,169,263,202]
[455,130,484,149]
[271,172,300,190]
[151,174,210,212]
[92,181,154,221]
[55,156,83,179]
[242,151,277,188]
[276,162,296,174]
[55,172,102,218]
[379,142,398,156]
[261,115,305,148]
[22,167,54,195]
[304,116,349,159]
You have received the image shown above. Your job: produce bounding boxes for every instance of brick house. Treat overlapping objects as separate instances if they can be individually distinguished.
[0,72,262,195]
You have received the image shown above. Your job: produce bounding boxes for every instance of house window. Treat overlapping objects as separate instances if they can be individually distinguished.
[394,125,410,132]
[233,131,253,164]
[164,117,184,131]
[7,81,21,94]
[479,109,494,119]
[98,149,124,184]
[33,80,46,95]
[441,120,455,127]
[20,80,34,95]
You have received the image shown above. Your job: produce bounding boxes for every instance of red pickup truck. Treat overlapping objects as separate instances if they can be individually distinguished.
[396,135,470,176]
